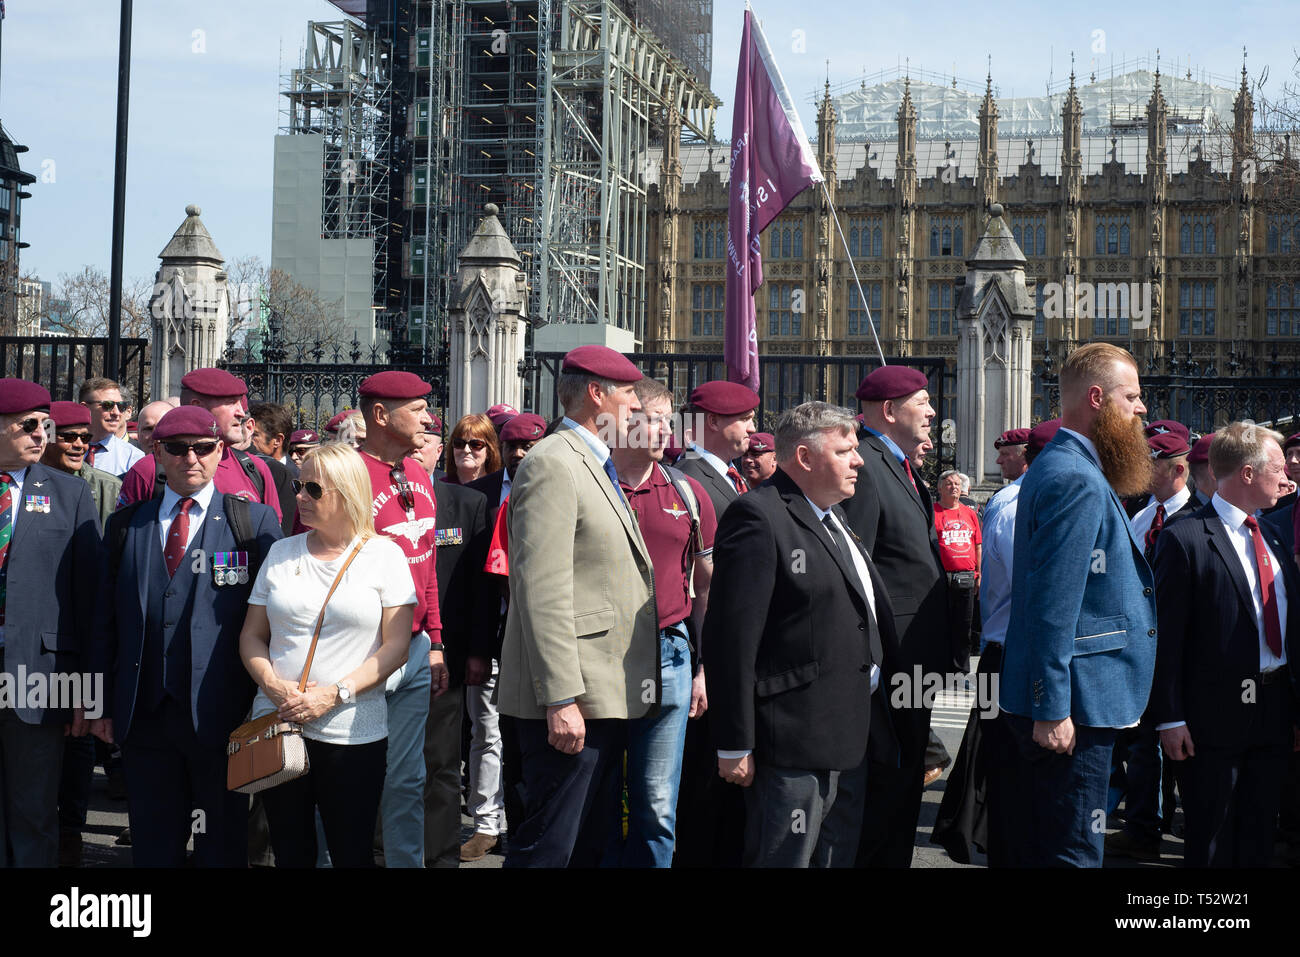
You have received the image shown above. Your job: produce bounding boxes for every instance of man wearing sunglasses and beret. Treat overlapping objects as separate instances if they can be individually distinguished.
[79,377,146,479]
[0,378,103,867]
[42,401,122,531]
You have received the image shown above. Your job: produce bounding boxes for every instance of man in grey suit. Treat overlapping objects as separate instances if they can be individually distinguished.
[497,346,657,867]
[0,379,102,867]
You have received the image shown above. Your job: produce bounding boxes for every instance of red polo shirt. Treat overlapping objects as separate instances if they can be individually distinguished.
[934,502,981,572]
[620,466,717,630]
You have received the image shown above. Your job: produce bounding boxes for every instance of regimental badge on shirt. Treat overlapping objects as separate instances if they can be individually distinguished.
[662,501,688,520]
[24,494,50,513]
[212,551,250,587]
[434,527,463,547]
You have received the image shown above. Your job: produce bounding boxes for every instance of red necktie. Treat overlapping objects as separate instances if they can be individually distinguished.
[1145,503,1166,551]
[726,465,749,494]
[1244,515,1284,658]
[903,458,920,494]
[88,442,104,467]
[164,498,194,578]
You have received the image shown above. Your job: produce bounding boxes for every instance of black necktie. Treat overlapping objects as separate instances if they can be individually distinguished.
[823,514,855,569]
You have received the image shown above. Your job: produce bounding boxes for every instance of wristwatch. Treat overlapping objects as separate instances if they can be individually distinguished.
[336,680,353,704]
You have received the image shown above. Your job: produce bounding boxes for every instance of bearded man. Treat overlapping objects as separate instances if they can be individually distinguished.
[996,342,1158,867]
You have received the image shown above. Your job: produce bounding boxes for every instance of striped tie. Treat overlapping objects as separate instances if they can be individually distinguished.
[0,472,13,626]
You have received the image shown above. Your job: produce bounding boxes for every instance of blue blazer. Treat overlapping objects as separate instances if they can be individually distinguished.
[999,430,1158,727]
[4,463,103,725]
[91,492,282,748]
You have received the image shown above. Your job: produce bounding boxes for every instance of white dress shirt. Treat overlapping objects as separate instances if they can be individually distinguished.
[1129,485,1192,543]
[979,476,1023,646]
[158,481,217,553]
[1157,492,1289,731]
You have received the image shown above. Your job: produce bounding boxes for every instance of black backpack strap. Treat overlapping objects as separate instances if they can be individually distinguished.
[221,493,258,554]
[230,448,267,501]
[152,461,166,501]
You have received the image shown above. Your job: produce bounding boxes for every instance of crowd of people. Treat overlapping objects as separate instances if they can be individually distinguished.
[0,338,1295,868]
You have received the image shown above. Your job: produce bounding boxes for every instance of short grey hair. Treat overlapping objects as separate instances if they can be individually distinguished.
[939,469,960,483]
[958,472,971,494]
[1209,421,1284,478]
[774,402,858,461]
[556,373,621,415]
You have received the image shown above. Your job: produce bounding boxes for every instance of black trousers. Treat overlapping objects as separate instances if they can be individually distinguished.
[505,718,624,868]
[672,712,746,867]
[120,696,249,867]
[423,685,463,867]
[1179,673,1292,867]
[262,737,387,868]
[857,704,931,867]
[499,713,525,842]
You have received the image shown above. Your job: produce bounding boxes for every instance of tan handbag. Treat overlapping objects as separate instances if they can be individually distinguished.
[227,540,364,794]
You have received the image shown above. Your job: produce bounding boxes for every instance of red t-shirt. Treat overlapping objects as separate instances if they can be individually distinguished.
[934,502,981,572]
[116,447,282,522]
[359,451,441,641]
[620,467,717,630]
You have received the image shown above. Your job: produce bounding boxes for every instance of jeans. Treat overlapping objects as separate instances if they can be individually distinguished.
[466,659,506,836]
[380,631,432,867]
[607,627,692,867]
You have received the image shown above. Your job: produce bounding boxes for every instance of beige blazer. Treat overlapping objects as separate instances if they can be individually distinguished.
[497,423,660,721]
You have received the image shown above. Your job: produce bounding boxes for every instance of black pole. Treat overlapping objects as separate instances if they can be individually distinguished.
[107,0,133,380]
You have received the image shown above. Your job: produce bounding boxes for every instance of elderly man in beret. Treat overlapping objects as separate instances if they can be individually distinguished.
[90,406,281,866]
[498,345,656,867]
[840,364,951,868]
[117,368,286,531]
[353,370,443,867]
[0,379,102,866]
[739,432,777,488]
[993,428,1031,485]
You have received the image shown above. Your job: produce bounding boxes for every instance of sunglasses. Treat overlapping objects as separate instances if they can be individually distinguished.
[85,400,130,413]
[389,466,416,513]
[453,438,488,452]
[56,430,93,445]
[292,479,336,500]
[15,417,45,434]
[161,440,220,458]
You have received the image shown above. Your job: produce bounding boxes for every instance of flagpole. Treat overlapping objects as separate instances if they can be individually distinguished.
[820,181,888,367]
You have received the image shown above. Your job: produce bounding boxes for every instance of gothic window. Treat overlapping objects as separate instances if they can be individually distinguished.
[1013,214,1047,255]
[927,282,954,335]
[847,282,882,335]
[1178,281,1216,336]
[929,216,963,257]
[1267,281,1300,336]
[1266,214,1300,254]
[768,283,801,336]
[691,283,724,336]
[1095,213,1131,255]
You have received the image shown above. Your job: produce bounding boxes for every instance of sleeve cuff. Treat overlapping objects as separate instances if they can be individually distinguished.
[548,697,577,707]
[1154,720,1186,731]
[717,749,752,760]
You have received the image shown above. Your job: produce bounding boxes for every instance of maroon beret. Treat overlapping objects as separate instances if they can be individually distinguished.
[855,365,928,402]
[688,381,760,416]
[427,414,444,434]
[747,432,775,454]
[500,413,547,443]
[358,370,431,401]
[561,345,642,382]
[485,404,519,428]
[153,406,221,442]
[1283,431,1300,452]
[1187,434,1214,465]
[1148,431,1191,459]
[180,367,247,399]
[289,429,320,446]
[49,401,91,428]
[1144,419,1190,444]
[0,379,51,416]
[1027,418,1063,456]
[994,428,1031,448]
[324,409,356,434]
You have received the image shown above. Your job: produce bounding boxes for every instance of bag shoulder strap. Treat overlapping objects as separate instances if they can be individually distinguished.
[296,538,365,692]
[661,464,703,598]
[231,448,267,501]
[221,493,257,553]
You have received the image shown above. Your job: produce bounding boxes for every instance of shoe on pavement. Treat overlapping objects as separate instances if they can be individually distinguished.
[460,832,502,862]
[1104,828,1160,861]
[922,765,944,787]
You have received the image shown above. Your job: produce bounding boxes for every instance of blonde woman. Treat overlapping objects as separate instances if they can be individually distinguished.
[240,443,416,867]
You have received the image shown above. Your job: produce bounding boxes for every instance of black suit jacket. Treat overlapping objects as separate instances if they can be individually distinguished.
[703,467,897,772]
[1149,501,1300,751]
[432,479,491,687]
[840,429,956,678]
[254,454,297,536]
[675,450,739,521]
[1140,492,1200,562]
[465,469,510,659]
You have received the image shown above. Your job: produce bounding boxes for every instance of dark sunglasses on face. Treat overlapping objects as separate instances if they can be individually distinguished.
[453,438,487,452]
[15,417,44,434]
[161,440,220,458]
[292,479,334,500]
[57,431,93,445]
[85,400,129,413]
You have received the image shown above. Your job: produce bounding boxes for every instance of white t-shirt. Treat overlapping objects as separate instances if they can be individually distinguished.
[248,533,417,744]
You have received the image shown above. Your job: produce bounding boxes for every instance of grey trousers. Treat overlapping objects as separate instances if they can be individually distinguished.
[0,706,64,867]
[743,757,868,868]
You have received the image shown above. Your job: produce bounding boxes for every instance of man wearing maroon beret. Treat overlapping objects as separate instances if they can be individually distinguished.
[116,368,285,531]
[355,370,443,867]
[677,381,759,519]
[0,379,102,867]
[740,433,777,487]
[993,428,1031,485]
[42,401,122,530]
[1188,434,1215,508]
[840,364,951,868]
[1264,431,1300,518]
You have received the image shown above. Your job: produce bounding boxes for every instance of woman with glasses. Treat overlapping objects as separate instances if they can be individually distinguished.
[442,413,501,485]
[239,443,416,867]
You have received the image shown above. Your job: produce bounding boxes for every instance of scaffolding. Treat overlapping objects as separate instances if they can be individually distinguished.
[281,20,393,314]
[542,0,718,338]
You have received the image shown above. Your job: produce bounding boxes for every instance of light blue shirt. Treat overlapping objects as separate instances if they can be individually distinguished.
[1058,427,1101,469]
[89,432,145,479]
[861,426,907,465]
[979,475,1023,648]
[561,416,612,467]
[688,443,733,482]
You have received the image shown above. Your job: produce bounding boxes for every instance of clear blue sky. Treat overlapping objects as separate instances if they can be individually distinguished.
[3,0,1295,288]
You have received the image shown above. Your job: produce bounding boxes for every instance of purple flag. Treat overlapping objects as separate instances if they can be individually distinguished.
[724,8,823,390]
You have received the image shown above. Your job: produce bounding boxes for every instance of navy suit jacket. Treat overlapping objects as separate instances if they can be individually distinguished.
[1000,429,1158,727]
[3,462,102,725]
[1149,501,1300,750]
[92,491,282,748]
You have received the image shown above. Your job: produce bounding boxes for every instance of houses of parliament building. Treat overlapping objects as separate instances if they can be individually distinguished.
[643,59,1299,426]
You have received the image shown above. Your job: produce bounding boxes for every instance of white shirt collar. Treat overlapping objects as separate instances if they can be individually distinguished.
[1147,485,1192,515]
[561,417,611,466]
[160,480,217,517]
[690,443,732,480]
[1211,492,1258,532]
[1059,427,1102,468]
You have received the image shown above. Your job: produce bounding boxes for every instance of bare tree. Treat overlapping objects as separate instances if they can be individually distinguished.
[222,255,350,359]
[47,266,152,339]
